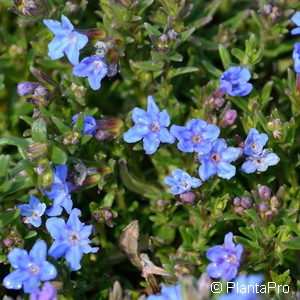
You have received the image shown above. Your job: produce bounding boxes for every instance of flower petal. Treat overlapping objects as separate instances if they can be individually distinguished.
[143,134,160,154]
[216,162,236,179]
[158,127,175,144]
[40,261,57,280]
[123,125,148,143]
[198,161,216,181]
[29,240,47,264]
[65,246,83,271]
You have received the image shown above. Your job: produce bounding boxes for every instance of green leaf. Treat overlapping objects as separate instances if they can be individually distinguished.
[129,60,164,71]
[180,28,195,43]
[284,238,300,250]
[143,22,161,35]
[201,60,223,77]
[51,145,67,164]
[31,118,48,143]
[0,209,20,227]
[51,117,70,134]
[260,81,273,108]
[0,155,10,180]
[168,67,199,79]
[11,159,33,177]
[118,159,160,197]
[218,44,232,69]
[231,48,244,62]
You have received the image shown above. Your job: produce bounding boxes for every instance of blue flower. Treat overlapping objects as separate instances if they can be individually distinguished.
[206,232,243,281]
[72,114,97,135]
[46,208,99,271]
[18,196,46,227]
[170,119,220,153]
[198,139,242,181]
[293,43,300,73]
[291,12,300,35]
[164,169,202,195]
[73,56,108,90]
[147,284,182,300]
[244,128,268,157]
[44,165,73,217]
[220,66,253,97]
[43,15,88,65]
[219,274,264,300]
[30,281,57,300]
[241,149,280,174]
[3,240,57,294]
[123,96,175,154]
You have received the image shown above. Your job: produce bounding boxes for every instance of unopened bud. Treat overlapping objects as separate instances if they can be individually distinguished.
[233,197,241,206]
[272,130,282,139]
[17,82,40,96]
[177,192,196,205]
[214,97,225,108]
[219,109,237,128]
[96,116,123,140]
[27,143,48,161]
[63,131,81,145]
[167,29,177,41]
[270,196,281,208]
[258,185,272,201]
[240,196,252,208]
[197,273,212,299]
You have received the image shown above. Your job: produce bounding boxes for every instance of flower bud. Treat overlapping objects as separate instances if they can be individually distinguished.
[233,197,241,206]
[258,203,269,212]
[214,97,225,108]
[63,131,81,145]
[17,82,40,96]
[234,206,245,216]
[167,29,177,41]
[96,116,124,140]
[92,207,118,227]
[240,196,252,208]
[27,143,48,161]
[270,196,281,208]
[197,273,212,300]
[177,192,196,205]
[258,185,272,201]
[272,130,282,139]
[10,0,48,17]
[219,109,237,128]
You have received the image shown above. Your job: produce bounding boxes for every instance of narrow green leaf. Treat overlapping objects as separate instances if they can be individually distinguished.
[218,44,232,69]
[168,67,199,79]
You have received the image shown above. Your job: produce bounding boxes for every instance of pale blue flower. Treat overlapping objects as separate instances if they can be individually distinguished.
[291,12,300,35]
[170,119,220,153]
[18,196,46,227]
[241,149,280,174]
[220,66,253,96]
[43,15,88,65]
[206,232,243,281]
[123,96,175,154]
[244,128,268,157]
[46,208,99,271]
[73,56,108,90]
[293,42,300,73]
[3,240,57,293]
[164,169,202,195]
[44,165,72,217]
[198,139,242,181]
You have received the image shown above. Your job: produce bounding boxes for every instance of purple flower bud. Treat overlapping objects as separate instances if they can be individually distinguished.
[95,130,111,141]
[240,197,252,208]
[258,203,269,212]
[197,273,212,298]
[233,197,241,206]
[167,29,177,40]
[17,82,40,96]
[219,109,237,128]
[234,206,244,215]
[178,191,196,205]
[3,238,13,248]
[258,185,272,201]
[214,97,225,108]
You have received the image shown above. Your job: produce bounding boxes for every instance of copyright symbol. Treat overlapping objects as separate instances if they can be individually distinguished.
[211,282,222,294]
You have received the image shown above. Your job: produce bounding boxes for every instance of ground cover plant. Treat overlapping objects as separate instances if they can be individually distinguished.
[0,0,300,299]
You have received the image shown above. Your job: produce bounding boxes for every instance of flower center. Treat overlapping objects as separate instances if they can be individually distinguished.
[29,264,40,275]
[32,210,39,220]
[251,143,257,150]
[211,153,221,162]
[93,60,103,68]
[182,181,190,189]
[192,134,201,143]
[226,254,237,264]
[150,122,160,132]
[69,232,80,244]
[69,35,77,43]
[255,157,264,165]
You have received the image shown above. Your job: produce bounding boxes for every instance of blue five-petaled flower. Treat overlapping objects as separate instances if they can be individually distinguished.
[198,139,242,181]
[164,169,202,195]
[123,96,175,154]
[291,12,300,35]
[243,128,268,157]
[170,119,220,154]
[219,274,264,300]
[241,149,280,174]
[43,15,88,65]
[3,240,57,293]
[46,208,99,271]
[147,284,182,300]
[18,195,46,228]
[220,66,253,97]
[72,114,97,135]
[44,165,73,217]
[73,56,108,90]
[206,232,243,281]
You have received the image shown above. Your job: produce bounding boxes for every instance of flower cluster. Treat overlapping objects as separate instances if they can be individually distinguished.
[44,15,108,90]
[124,96,279,199]
[241,128,280,174]
[4,164,98,296]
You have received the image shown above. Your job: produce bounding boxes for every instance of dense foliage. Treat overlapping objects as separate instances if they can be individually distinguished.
[0,0,300,299]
